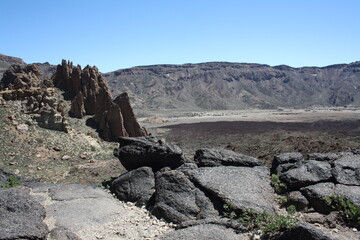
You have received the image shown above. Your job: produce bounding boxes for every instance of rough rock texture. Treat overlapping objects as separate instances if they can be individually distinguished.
[0,64,50,90]
[48,227,82,240]
[105,61,360,110]
[115,136,189,171]
[194,148,260,167]
[271,152,304,173]
[334,184,360,206]
[279,160,332,189]
[0,186,49,240]
[113,92,147,137]
[110,166,155,206]
[193,166,277,213]
[29,183,173,240]
[274,222,333,240]
[286,191,309,211]
[151,169,218,223]
[52,60,146,140]
[301,183,336,214]
[160,224,246,240]
[332,155,360,186]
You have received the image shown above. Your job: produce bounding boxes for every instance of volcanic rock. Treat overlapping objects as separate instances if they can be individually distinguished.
[194,148,261,167]
[332,155,360,186]
[110,166,155,207]
[151,168,218,223]
[192,166,277,213]
[115,136,189,171]
[279,160,332,190]
[0,186,49,240]
[113,92,147,137]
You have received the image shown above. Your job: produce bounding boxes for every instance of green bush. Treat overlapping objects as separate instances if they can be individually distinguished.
[0,176,22,188]
[223,202,298,238]
[286,205,297,215]
[324,195,360,229]
[271,174,287,194]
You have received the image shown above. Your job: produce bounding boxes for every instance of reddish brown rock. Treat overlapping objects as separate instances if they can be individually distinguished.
[70,92,85,118]
[0,64,46,90]
[114,92,148,137]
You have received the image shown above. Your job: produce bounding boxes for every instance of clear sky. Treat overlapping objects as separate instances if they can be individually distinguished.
[1,0,359,72]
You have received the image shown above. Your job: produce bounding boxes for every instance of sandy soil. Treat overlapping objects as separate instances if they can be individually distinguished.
[138,108,360,128]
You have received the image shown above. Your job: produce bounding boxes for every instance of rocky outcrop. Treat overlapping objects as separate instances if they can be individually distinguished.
[0,64,51,90]
[113,92,147,137]
[272,150,360,214]
[115,136,189,171]
[52,60,146,140]
[0,186,49,240]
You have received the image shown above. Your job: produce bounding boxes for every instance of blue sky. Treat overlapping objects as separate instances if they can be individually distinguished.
[1,0,359,72]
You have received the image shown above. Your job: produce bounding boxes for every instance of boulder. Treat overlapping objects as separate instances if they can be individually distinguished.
[286,191,309,211]
[274,222,333,240]
[271,152,304,173]
[160,224,246,240]
[115,136,189,171]
[151,169,217,223]
[192,166,277,214]
[194,148,260,167]
[332,155,360,186]
[0,186,49,240]
[334,184,360,206]
[279,160,332,189]
[114,92,147,137]
[301,182,335,214]
[110,166,155,206]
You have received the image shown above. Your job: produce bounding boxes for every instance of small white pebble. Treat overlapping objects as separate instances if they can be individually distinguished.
[352,228,358,232]
[332,228,339,233]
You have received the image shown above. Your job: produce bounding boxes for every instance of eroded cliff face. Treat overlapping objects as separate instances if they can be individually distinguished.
[51,60,147,141]
[104,62,360,110]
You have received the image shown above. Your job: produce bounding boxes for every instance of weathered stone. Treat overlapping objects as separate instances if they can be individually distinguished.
[160,224,246,240]
[307,153,341,162]
[332,155,360,186]
[334,184,360,206]
[193,166,277,213]
[274,222,333,240]
[110,166,155,207]
[49,227,82,240]
[0,64,44,90]
[279,160,332,189]
[114,92,147,137]
[301,182,335,214]
[194,148,260,167]
[286,191,309,211]
[115,136,189,171]
[272,152,304,173]
[151,169,217,223]
[0,186,49,240]
[69,91,85,118]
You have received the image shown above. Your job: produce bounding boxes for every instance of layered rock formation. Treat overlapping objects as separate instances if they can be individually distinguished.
[104,61,360,110]
[51,60,147,140]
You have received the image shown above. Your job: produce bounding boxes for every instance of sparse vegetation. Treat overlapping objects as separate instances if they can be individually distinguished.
[286,205,297,215]
[223,202,298,238]
[324,195,360,229]
[271,174,287,194]
[0,176,22,188]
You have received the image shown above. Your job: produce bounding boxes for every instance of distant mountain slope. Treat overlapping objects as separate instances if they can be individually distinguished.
[0,54,56,80]
[0,54,26,77]
[104,62,360,110]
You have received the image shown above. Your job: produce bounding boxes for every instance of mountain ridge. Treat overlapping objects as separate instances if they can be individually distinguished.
[1,53,360,110]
